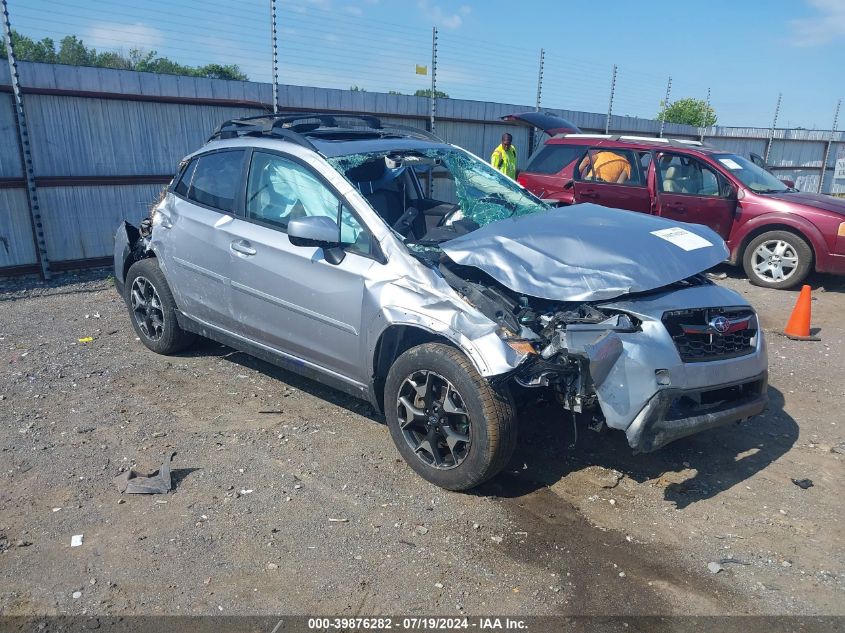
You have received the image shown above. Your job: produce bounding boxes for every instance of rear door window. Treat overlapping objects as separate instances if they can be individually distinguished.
[187,150,246,213]
[524,144,588,175]
[637,152,652,180]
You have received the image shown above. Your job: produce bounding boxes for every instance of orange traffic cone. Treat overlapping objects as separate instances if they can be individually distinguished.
[784,285,820,341]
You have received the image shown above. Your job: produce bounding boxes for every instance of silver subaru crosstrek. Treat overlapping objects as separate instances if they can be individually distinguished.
[114,113,768,491]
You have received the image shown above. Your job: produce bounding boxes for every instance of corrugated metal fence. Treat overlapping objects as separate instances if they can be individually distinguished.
[2,62,844,276]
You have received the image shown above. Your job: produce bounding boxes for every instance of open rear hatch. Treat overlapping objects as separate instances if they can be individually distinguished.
[501,112,581,136]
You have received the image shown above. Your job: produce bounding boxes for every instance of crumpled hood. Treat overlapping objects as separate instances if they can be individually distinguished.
[440,204,729,302]
[764,191,845,215]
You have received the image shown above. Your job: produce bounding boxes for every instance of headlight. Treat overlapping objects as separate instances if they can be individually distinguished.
[505,339,538,356]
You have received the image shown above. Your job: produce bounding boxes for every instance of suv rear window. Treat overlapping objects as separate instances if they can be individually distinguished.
[524,144,588,175]
[188,150,246,212]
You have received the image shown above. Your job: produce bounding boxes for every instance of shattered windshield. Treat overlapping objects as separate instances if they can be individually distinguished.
[329,147,548,246]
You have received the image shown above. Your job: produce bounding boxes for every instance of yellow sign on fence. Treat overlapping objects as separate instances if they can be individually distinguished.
[415,64,428,76]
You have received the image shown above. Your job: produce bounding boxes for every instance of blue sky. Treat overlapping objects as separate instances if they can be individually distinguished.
[10,0,845,129]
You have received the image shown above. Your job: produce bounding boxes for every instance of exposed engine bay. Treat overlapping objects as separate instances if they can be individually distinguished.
[434,253,657,420]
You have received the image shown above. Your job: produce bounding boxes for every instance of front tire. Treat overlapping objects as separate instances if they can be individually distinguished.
[124,258,196,355]
[384,343,517,491]
[743,230,812,289]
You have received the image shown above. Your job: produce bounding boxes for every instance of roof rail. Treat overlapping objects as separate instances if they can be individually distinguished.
[554,133,711,148]
[381,123,444,143]
[231,111,384,129]
[208,115,319,151]
[208,111,445,147]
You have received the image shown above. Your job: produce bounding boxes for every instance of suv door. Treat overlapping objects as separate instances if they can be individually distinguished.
[654,152,735,239]
[519,143,588,203]
[226,150,378,383]
[158,149,246,330]
[572,147,651,212]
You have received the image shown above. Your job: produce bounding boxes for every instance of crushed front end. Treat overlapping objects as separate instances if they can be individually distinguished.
[436,258,768,453]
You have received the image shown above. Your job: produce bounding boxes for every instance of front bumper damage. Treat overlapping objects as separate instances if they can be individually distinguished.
[625,371,768,452]
[502,284,771,453]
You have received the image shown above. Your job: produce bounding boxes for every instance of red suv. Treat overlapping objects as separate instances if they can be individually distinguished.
[510,113,845,289]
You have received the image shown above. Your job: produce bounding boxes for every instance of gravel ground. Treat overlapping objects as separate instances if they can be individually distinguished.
[0,267,842,617]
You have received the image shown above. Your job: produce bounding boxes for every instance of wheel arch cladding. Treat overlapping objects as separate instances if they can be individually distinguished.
[371,324,457,414]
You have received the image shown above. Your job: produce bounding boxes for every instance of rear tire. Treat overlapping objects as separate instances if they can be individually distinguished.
[124,258,196,355]
[742,230,812,290]
[384,343,517,491]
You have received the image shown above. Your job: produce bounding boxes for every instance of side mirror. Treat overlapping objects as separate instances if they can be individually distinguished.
[288,215,346,264]
[562,179,574,190]
[288,215,339,247]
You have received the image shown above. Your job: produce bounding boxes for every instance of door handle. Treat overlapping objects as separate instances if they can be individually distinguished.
[581,190,599,199]
[230,240,257,256]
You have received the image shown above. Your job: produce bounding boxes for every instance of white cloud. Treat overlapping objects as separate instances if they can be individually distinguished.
[344,6,364,16]
[418,0,470,29]
[85,22,164,51]
[789,0,845,46]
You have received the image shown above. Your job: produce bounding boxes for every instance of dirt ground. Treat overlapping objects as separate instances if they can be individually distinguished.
[0,266,842,618]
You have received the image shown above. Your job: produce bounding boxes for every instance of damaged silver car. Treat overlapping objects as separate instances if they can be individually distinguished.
[114,113,768,491]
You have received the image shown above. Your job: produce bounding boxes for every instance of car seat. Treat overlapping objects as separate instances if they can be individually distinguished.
[662,164,692,193]
[346,160,419,235]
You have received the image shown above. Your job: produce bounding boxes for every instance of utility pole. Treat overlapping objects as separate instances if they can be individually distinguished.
[535,48,544,111]
[2,0,50,279]
[658,76,672,138]
[764,92,782,165]
[429,26,437,135]
[699,87,711,143]
[818,99,841,194]
[604,64,617,134]
[270,0,279,113]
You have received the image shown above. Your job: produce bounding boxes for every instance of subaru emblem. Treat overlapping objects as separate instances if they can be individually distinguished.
[709,316,729,333]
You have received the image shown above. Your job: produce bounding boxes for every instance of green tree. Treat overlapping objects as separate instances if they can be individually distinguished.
[0,32,57,62]
[0,30,247,81]
[657,97,717,127]
[414,88,449,99]
[349,85,367,91]
[57,35,95,66]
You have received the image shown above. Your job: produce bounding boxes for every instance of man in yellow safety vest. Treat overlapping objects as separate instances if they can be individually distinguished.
[490,133,517,179]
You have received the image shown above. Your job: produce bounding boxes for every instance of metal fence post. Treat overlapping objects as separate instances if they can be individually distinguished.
[429,26,437,136]
[270,0,278,113]
[818,99,841,194]
[764,92,782,165]
[658,76,672,138]
[535,48,544,112]
[2,0,50,279]
[604,64,616,134]
[699,87,711,143]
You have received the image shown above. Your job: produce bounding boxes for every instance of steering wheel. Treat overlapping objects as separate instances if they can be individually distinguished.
[438,204,462,227]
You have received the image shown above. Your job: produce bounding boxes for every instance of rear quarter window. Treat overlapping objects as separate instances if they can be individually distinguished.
[187,150,246,213]
[524,144,588,175]
[173,159,197,197]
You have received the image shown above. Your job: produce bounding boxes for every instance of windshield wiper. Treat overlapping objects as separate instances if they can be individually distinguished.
[753,188,790,194]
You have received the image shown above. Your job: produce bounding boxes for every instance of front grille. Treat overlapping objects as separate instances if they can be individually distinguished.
[662,307,757,362]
